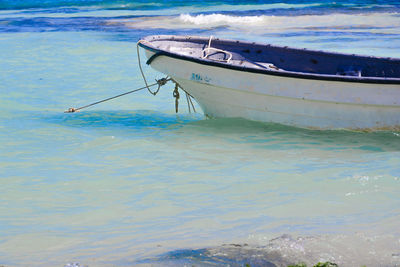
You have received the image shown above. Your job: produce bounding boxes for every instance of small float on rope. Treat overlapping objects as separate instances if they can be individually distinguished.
[137,35,400,130]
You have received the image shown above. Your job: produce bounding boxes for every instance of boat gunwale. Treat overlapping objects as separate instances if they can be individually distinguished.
[139,35,400,85]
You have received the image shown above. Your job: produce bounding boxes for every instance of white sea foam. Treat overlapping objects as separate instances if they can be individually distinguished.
[179,13,264,26]
[114,12,400,37]
[116,11,400,57]
[177,12,400,31]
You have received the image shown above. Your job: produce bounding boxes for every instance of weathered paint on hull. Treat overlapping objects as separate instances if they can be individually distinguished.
[146,51,400,130]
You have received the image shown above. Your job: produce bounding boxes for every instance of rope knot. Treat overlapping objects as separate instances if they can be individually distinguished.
[64,107,78,113]
[156,78,169,87]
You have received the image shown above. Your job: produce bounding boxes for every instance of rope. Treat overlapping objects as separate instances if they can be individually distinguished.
[188,92,196,113]
[64,78,170,113]
[137,40,166,96]
[202,35,232,63]
[65,39,198,114]
[173,83,180,113]
[170,78,196,114]
[186,92,191,113]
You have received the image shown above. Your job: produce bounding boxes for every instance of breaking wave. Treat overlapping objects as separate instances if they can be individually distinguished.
[177,12,400,32]
[180,13,264,26]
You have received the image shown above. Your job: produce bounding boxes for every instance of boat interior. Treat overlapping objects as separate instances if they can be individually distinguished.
[143,35,400,79]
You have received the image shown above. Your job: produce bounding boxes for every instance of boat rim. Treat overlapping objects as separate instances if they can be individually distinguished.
[139,35,400,85]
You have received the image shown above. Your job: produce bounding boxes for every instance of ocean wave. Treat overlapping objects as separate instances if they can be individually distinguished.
[177,12,400,30]
[179,13,264,25]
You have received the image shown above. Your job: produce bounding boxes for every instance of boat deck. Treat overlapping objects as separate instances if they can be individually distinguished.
[142,35,400,80]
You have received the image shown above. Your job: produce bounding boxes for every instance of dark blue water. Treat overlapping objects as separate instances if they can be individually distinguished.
[1,0,400,10]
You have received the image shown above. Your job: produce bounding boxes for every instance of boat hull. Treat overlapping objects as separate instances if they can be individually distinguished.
[144,50,400,130]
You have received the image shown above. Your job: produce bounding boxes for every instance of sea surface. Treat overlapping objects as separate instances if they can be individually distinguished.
[1,1,400,266]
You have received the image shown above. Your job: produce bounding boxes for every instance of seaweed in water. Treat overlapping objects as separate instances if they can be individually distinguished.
[288,262,338,267]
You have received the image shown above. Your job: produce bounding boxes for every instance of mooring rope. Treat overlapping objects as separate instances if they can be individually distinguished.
[170,78,197,113]
[185,92,191,113]
[65,39,197,114]
[64,78,170,113]
[136,40,165,96]
[187,91,196,113]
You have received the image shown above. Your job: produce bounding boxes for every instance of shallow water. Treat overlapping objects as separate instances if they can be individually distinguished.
[1,1,400,266]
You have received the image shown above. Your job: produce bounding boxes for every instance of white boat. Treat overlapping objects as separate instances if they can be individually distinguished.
[138,35,400,130]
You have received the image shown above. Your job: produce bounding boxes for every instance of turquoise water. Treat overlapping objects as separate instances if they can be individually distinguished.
[1,1,400,266]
